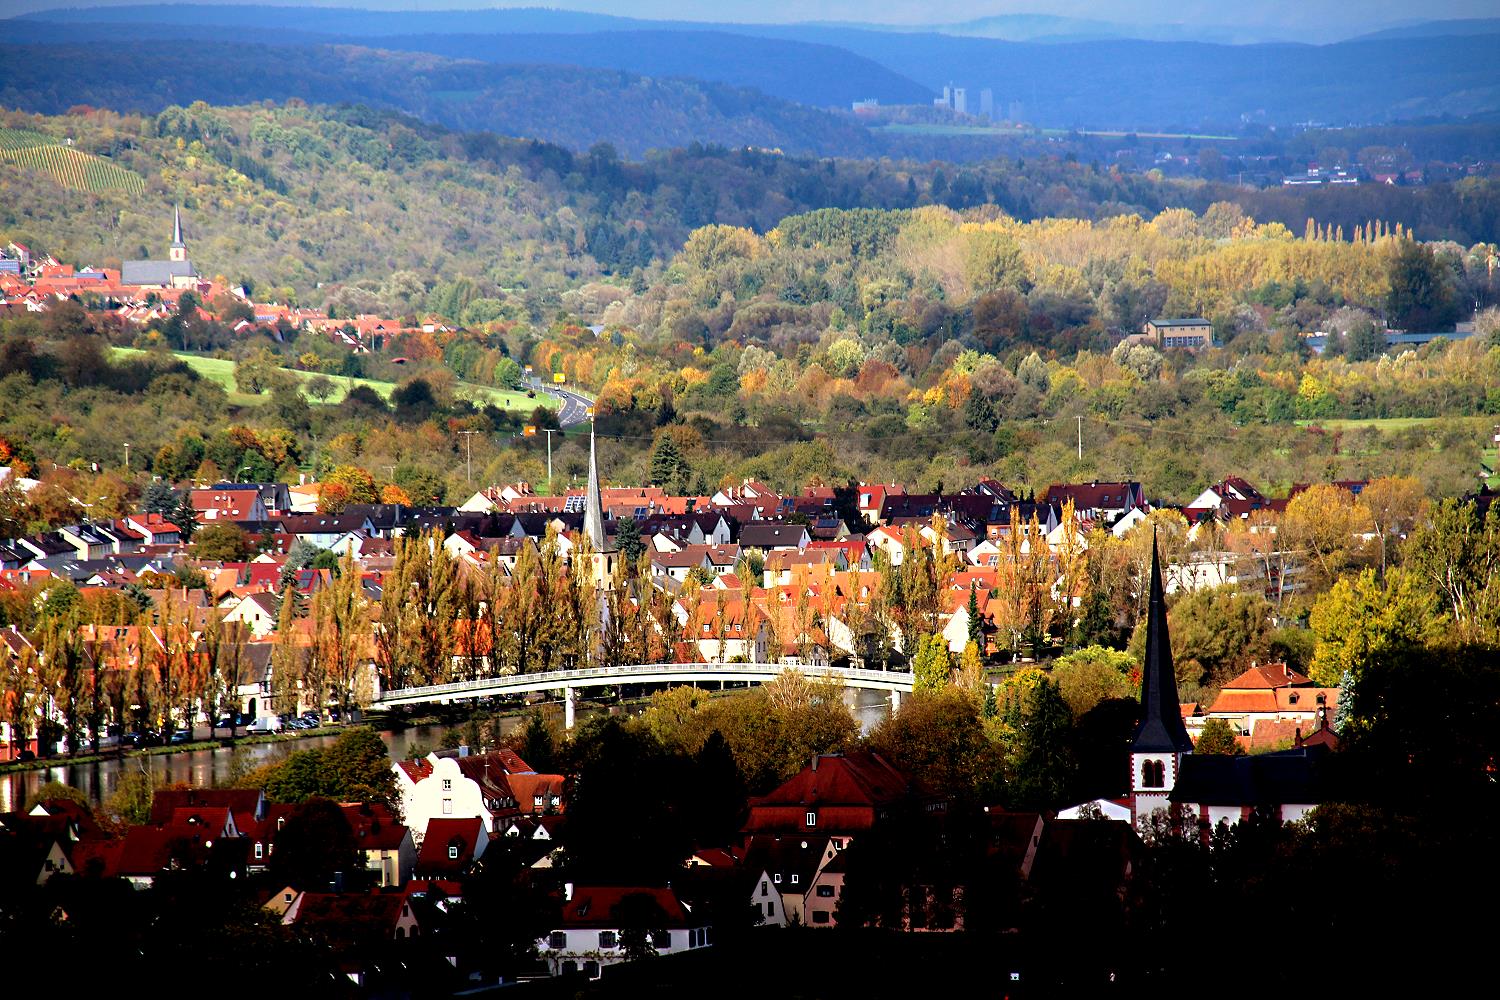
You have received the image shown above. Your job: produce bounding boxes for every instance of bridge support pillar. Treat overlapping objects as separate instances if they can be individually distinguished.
[889,688,903,714]
[564,686,576,731]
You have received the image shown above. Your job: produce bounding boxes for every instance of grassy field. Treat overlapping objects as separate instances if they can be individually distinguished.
[113,348,556,412]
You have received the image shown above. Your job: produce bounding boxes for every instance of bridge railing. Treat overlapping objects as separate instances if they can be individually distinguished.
[376,662,914,703]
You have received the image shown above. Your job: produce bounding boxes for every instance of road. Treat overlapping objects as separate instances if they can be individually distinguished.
[532,378,594,427]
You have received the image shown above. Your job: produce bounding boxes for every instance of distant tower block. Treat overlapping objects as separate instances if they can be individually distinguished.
[952,87,968,115]
[980,88,994,119]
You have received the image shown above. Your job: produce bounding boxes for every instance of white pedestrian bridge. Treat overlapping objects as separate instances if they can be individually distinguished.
[373,662,916,727]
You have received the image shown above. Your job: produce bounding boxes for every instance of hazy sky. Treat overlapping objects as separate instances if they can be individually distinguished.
[2,0,1493,34]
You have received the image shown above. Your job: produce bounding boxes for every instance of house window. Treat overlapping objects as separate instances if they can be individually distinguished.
[598,931,617,949]
[767,901,775,916]
[761,880,768,896]
[651,930,671,949]
[442,778,452,790]
[442,798,453,814]
[805,811,817,827]
[549,932,567,949]
[583,961,600,979]
[284,892,293,902]
[817,885,836,898]
[812,911,830,924]
[254,843,263,859]
[773,873,782,884]
[791,874,798,885]
[448,845,459,860]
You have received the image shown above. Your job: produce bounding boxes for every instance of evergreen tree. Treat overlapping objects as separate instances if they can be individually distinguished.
[649,435,686,491]
[143,480,177,515]
[616,515,645,565]
[966,585,984,647]
[1011,679,1076,809]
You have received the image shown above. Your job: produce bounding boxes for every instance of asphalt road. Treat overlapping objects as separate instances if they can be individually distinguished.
[533,379,594,427]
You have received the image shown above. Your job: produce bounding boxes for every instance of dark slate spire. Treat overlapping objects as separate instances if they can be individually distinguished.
[1132,533,1194,753]
[171,205,185,249]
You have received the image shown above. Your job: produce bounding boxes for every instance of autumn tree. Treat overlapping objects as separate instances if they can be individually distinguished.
[1308,568,1439,686]
[269,587,304,717]
[1358,476,1427,575]
[1404,499,1500,644]
[1194,718,1243,755]
[1282,484,1372,591]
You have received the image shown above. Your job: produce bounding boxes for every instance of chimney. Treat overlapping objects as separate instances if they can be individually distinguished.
[458,744,470,758]
[811,755,819,772]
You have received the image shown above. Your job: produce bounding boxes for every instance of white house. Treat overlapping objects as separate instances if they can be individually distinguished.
[538,885,711,978]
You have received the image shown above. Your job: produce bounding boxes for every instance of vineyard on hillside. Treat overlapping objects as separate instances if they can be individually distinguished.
[1,129,145,194]
[0,127,54,150]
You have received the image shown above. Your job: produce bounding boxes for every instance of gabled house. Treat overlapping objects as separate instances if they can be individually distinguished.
[538,885,711,978]
[190,488,269,523]
[415,816,487,879]
[342,802,415,888]
[738,522,810,552]
[1041,482,1146,525]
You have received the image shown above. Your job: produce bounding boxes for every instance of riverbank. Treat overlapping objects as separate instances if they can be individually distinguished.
[0,725,345,777]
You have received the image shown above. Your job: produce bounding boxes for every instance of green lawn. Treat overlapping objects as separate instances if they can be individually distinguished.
[1295,417,1446,431]
[113,348,555,413]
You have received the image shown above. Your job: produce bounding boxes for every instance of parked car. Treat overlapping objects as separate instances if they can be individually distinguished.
[169,729,193,745]
[247,716,281,734]
[128,729,163,748]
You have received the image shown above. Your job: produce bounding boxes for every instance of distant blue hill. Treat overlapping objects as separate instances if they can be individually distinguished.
[1349,18,1500,41]
[12,5,1500,129]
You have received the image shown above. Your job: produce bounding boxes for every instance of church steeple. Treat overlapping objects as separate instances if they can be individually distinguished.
[1132,534,1193,754]
[584,420,614,556]
[582,420,618,593]
[169,205,187,263]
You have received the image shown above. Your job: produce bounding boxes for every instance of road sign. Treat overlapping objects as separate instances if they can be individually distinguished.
[523,425,537,437]
[553,373,566,384]
[585,406,594,417]
[524,365,534,373]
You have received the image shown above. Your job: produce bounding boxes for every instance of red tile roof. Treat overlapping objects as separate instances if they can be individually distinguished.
[560,886,693,929]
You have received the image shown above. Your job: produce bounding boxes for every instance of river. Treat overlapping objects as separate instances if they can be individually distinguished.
[2,690,893,812]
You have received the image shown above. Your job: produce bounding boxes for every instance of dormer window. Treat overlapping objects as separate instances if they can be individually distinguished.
[448,844,459,860]
[442,778,452,790]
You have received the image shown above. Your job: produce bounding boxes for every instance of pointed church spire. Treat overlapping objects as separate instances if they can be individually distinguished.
[1132,532,1193,753]
[171,205,184,248]
[584,420,615,554]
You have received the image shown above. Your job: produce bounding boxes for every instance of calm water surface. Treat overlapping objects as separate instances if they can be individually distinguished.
[3,689,892,812]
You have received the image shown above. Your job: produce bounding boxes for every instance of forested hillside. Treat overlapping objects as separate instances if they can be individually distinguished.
[4,103,1500,316]
[0,43,879,159]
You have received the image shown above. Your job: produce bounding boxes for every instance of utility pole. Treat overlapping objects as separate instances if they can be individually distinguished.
[458,430,478,485]
[543,429,557,494]
[1077,415,1083,461]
